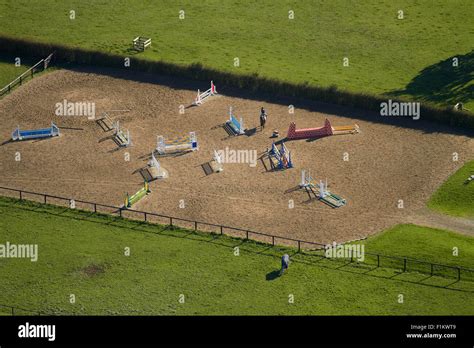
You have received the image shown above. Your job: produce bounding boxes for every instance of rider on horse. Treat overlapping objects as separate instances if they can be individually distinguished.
[260,107,267,130]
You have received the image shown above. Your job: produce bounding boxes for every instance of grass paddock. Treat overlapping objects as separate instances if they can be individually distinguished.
[0,197,472,315]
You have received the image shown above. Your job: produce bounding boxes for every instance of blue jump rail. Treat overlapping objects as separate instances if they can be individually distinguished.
[227,114,245,135]
[12,122,60,141]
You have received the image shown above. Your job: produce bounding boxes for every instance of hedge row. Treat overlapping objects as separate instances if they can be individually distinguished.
[1,35,473,129]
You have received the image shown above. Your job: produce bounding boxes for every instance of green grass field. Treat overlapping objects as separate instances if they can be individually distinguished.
[0,0,472,109]
[428,161,474,217]
[361,224,474,269]
[0,197,472,315]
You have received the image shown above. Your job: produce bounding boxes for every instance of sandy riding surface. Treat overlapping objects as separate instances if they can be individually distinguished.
[1,68,473,245]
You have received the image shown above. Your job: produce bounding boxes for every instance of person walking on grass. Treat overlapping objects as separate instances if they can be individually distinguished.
[260,106,267,131]
[280,254,290,275]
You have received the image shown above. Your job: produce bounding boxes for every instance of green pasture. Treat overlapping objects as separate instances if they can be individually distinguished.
[360,224,474,269]
[428,160,474,218]
[0,0,472,109]
[0,197,472,316]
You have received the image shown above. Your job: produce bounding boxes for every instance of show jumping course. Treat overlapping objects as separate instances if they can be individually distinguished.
[156,132,198,155]
[11,122,60,141]
[225,107,245,135]
[124,181,151,208]
[193,81,217,106]
[299,170,346,208]
[268,142,293,170]
[287,118,360,140]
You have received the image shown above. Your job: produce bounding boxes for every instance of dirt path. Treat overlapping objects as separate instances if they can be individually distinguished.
[406,208,474,236]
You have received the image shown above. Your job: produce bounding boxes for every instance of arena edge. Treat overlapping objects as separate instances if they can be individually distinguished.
[1,35,473,130]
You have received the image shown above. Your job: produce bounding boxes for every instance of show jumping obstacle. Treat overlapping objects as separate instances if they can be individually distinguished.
[299,169,320,197]
[193,81,217,106]
[148,152,168,179]
[156,132,198,155]
[268,142,293,170]
[113,120,131,147]
[132,36,151,51]
[465,175,474,185]
[332,124,360,135]
[11,122,60,141]
[287,119,333,140]
[317,179,346,208]
[211,150,224,173]
[299,169,315,189]
[287,119,359,140]
[97,110,130,132]
[124,181,150,208]
[99,113,115,132]
[299,170,346,208]
[225,106,245,135]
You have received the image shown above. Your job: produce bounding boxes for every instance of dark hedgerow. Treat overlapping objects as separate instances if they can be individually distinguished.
[1,35,473,129]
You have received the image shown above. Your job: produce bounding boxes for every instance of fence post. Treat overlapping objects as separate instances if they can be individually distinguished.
[170,217,173,227]
[144,212,147,222]
[220,226,223,235]
[458,267,461,281]
[350,249,353,263]
[377,254,380,267]
[94,203,97,213]
[44,195,47,204]
[272,236,275,246]
[19,190,22,200]
[298,240,301,252]
[194,221,197,231]
[119,209,122,217]
[403,258,407,272]
[246,230,249,240]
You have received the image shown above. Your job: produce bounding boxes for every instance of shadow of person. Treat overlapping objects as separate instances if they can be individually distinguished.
[265,269,281,281]
[245,127,258,136]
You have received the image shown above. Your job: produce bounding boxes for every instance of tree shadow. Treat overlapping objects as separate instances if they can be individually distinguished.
[387,50,474,107]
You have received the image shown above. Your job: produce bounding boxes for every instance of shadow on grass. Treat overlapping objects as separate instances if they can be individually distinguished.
[265,270,281,281]
[387,50,473,108]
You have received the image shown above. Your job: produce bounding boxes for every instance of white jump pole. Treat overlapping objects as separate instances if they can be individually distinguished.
[196,89,201,104]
